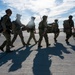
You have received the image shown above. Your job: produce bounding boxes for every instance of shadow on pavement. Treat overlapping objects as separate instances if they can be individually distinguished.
[0,42,71,74]
[33,48,52,75]
[0,44,35,72]
[67,44,75,51]
[33,42,71,75]
[8,44,35,72]
[51,42,71,59]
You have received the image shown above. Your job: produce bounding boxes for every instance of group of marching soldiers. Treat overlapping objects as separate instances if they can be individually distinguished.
[0,9,75,53]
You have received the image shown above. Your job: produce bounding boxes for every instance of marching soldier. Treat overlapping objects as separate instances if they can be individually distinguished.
[38,15,50,48]
[63,15,74,44]
[12,14,26,47]
[0,9,14,52]
[27,17,37,45]
[52,19,60,43]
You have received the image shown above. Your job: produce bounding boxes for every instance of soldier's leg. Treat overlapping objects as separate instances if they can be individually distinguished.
[54,33,57,42]
[0,40,6,51]
[56,32,59,38]
[67,33,72,41]
[32,32,37,44]
[54,32,59,42]
[68,31,72,39]
[38,33,43,47]
[0,40,6,48]
[19,31,26,46]
[44,33,50,47]
[27,32,33,45]
[3,32,11,52]
[12,33,18,45]
[56,29,60,38]
[65,30,72,43]
[65,33,70,44]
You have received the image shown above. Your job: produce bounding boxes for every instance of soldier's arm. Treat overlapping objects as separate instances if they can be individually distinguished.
[57,23,59,28]
[34,25,36,33]
[33,23,36,30]
[1,16,8,32]
[44,22,47,32]
[43,22,47,35]
[72,21,75,32]
[72,20,74,28]
[12,22,16,33]
[19,20,25,27]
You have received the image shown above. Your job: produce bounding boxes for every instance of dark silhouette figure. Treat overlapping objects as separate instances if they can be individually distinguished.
[33,48,52,75]
[38,15,50,48]
[0,44,35,72]
[8,44,35,72]
[0,46,24,66]
[0,9,14,53]
[12,14,26,47]
[27,17,37,45]
[52,19,60,43]
[63,15,74,44]
[33,42,71,75]
[51,43,71,59]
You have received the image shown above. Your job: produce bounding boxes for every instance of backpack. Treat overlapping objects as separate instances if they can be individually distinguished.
[0,17,3,33]
[63,20,70,29]
[63,20,71,33]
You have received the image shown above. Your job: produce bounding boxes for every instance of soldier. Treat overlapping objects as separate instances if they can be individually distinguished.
[38,15,50,48]
[27,17,37,45]
[0,9,14,52]
[63,15,74,44]
[52,19,60,43]
[11,14,26,47]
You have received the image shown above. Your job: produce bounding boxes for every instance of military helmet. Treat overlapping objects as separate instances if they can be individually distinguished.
[55,19,58,22]
[69,15,73,18]
[5,9,12,14]
[31,16,35,19]
[16,14,22,18]
[42,15,47,19]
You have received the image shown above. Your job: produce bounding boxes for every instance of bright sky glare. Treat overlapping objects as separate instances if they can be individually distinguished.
[0,0,75,28]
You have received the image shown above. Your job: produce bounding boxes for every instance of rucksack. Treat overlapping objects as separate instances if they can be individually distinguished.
[0,17,3,33]
[63,20,70,29]
[63,20,71,33]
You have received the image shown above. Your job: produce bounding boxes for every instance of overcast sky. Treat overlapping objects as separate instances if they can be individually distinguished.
[0,0,75,28]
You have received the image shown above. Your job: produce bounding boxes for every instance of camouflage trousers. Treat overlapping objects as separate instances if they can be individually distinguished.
[12,30,25,46]
[38,30,49,46]
[1,31,12,51]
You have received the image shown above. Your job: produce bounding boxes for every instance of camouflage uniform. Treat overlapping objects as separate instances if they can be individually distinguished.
[52,19,59,43]
[38,15,50,48]
[0,9,13,52]
[63,15,74,44]
[27,17,37,45]
[12,14,26,46]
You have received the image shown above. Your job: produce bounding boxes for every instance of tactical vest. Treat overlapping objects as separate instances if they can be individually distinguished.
[0,15,12,33]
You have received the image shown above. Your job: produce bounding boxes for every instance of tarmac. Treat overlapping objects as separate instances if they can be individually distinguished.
[0,32,75,75]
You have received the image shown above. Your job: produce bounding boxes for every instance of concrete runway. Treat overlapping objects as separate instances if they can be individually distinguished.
[0,32,75,75]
